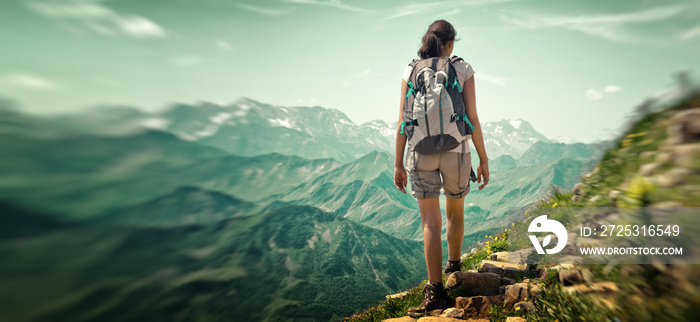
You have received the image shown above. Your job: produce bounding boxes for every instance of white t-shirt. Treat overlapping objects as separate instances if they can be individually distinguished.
[402,58,475,153]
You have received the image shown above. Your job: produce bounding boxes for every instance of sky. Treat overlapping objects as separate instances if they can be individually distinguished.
[1,0,699,142]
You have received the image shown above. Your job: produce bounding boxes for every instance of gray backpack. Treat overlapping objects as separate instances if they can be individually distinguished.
[401,56,474,154]
[401,56,478,182]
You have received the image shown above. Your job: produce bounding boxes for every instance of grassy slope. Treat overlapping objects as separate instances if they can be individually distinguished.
[346,94,700,321]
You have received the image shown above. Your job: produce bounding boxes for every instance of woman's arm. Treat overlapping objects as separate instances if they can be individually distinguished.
[462,76,489,190]
[394,79,409,194]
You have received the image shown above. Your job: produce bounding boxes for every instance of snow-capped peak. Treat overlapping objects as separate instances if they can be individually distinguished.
[508,119,522,129]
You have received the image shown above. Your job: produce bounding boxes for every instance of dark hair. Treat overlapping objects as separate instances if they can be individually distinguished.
[417,20,457,59]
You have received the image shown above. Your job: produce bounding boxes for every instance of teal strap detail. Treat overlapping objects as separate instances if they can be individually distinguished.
[405,81,415,99]
[463,115,475,131]
[400,122,406,135]
[452,78,463,93]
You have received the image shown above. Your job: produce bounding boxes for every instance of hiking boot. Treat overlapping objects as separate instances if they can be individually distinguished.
[407,282,448,317]
[444,260,462,279]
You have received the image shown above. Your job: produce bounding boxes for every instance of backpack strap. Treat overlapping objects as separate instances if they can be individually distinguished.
[404,59,422,121]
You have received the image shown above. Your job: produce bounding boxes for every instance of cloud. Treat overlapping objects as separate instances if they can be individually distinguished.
[585,85,622,100]
[499,5,689,43]
[215,40,233,51]
[354,69,373,79]
[476,72,513,86]
[283,0,373,14]
[384,0,515,20]
[24,0,167,39]
[234,3,296,16]
[171,56,204,67]
[681,25,700,40]
[4,73,59,90]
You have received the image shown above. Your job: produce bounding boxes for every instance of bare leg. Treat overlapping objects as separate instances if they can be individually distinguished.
[418,196,442,283]
[445,196,465,261]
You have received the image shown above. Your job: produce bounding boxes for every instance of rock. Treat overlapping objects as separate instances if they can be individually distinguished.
[479,260,527,273]
[504,283,528,312]
[455,295,503,318]
[588,195,602,204]
[671,143,700,166]
[506,317,527,322]
[668,107,700,145]
[514,301,536,313]
[650,200,684,207]
[559,269,584,286]
[499,285,507,295]
[441,308,464,319]
[608,190,622,201]
[573,183,584,195]
[564,281,620,295]
[488,266,503,275]
[639,151,656,159]
[383,317,416,322]
[655,152,672,164]
[386,290,409,300]
[445,272,501,296]
[409,309,443,318]
[590,281,620,294]
[503,267,522,279]
[490,251,509,262]
[500,277,516,285]
[639,162,662,175]
[415,317,464,322]
[580,268,593,283]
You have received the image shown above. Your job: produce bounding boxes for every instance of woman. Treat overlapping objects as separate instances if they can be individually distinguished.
[394,19,489,316]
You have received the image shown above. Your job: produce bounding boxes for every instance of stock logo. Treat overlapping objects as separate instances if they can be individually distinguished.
[528,215,567,254]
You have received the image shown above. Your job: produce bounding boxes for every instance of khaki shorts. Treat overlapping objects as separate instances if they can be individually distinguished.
[405,148,472,199]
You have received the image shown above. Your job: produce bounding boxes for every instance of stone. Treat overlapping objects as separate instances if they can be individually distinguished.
[655,152,672,164]
[639,162,662,175]
[503,267,523,279]
[500,277,516,285]
[588,195,602,204]
[479,260,526,273]
[499,285,507,295]
[671,143,700,166]
[383,317,416,322]
[639,151,656,159]
[489,251,509,262]
[564,281,619,295]
[487,266,504,275]
[650,200,684,207]
[445,272,501,296]
[504,283,528,312]
[580,268,593,283]
[668,107,700,145]
[386,290,409,300]
[559,269,584,286]
[455,295,504,318]
[506,317,527,322]
[573,182,584,195]
[441,308,464,319]
[415,317,464,322]
[514,301,536,313]
[608,190,622,201]
[653,167,694,187]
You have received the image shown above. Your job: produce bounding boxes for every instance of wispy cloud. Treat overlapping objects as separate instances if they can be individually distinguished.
[283,0,373,14]
[234,3,296,16]
[4,73,59,90]
[476,72,513,86]
[585,85,622,101]
[499,5,688,43]
[215,40,233,51]
[384,0,515,20]
[681,25,700,40]
[24,0,167,39]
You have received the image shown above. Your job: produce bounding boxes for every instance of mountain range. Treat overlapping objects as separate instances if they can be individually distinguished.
[0,97,605,321]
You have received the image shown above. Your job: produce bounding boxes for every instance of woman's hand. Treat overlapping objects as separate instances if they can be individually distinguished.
[394,166,408,194]
[477,160,489,190]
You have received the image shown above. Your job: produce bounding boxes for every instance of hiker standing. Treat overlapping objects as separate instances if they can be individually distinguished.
[393,19,490,316]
